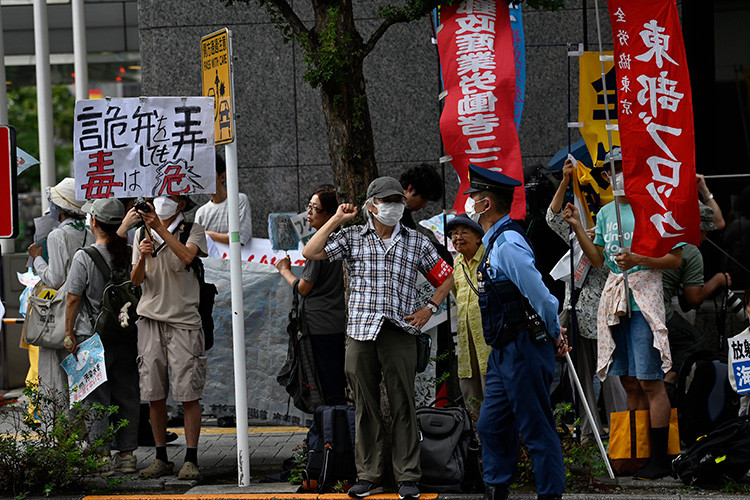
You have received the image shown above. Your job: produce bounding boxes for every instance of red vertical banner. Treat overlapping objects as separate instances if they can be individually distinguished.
[608,0,699,257]
[437,1,525,219]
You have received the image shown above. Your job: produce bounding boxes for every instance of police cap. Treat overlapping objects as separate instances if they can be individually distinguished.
[463,163,522,195]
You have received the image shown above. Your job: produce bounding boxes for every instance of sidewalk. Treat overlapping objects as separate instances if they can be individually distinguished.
[2,388,747,498]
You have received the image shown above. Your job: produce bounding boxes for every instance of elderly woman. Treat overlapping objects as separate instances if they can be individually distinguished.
[446,214,492,417]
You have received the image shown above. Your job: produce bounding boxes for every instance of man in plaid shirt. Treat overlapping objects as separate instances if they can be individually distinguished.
[304,177,454,500]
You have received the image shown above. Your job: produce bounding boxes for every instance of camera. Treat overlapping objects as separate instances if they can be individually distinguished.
[726,290,746,321]
[134,197,151,213]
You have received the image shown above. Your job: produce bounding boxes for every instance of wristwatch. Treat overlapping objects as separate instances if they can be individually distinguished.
[426,300,439,314]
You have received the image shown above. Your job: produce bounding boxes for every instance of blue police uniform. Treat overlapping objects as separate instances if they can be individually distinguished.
[465,164,565,499]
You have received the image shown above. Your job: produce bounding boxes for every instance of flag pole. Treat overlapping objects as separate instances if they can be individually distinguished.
[593,0,631,316]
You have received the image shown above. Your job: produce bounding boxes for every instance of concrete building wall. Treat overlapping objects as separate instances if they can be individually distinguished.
[138,0,614,237]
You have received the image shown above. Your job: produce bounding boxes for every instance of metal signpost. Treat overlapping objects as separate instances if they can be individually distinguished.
[201,27,250,486]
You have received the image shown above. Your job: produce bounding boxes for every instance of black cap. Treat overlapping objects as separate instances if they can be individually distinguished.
[464,163,522,194]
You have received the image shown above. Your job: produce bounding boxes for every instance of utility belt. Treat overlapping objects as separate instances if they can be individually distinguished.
[477,275,549,349]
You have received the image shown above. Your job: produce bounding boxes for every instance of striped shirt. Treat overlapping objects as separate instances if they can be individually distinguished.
[324,221,443,341]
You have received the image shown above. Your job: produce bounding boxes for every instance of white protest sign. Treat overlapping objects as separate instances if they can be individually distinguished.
[290,212,316,244]
[728,327,750,395]
[73,97,215,200]
[61,334,108,408]
[209,237,305,266]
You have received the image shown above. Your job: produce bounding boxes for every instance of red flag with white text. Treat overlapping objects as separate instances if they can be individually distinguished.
[437,1,525,218]
[608,0,699,257]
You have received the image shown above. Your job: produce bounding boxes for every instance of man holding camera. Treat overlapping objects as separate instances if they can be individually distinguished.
[464,164,569,500]
[131,195,207,480]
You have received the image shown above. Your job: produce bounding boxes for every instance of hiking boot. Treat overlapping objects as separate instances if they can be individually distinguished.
[113,453,137,474]
[178,461,201,480]
[398,481,420,500]
[139,458,175,478]
[348,480,384,498]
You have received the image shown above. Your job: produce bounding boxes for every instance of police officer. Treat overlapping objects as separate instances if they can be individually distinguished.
[464,164,570,500]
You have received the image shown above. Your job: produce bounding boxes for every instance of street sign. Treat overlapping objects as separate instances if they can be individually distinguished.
[201,28,234,145]
[0,126,18,239]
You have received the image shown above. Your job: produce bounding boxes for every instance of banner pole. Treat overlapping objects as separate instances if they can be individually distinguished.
[224,30,251,487]
[593,0,631,316]
[566,353,615,479]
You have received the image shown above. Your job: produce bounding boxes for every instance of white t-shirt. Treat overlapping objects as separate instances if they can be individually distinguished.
[195,193,253,245]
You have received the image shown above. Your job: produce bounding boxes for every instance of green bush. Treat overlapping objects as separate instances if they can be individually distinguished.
[0,385,126,497]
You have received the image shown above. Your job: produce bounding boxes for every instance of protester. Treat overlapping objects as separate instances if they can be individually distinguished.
[445,214,491,418]
[400,163,443,224]
[275,185,346,404]
[28,178,94,401]
[399,163,452,261]
[546,159,627,443]
[131,195,207,480]
[63,198,139,474]
[195,154,253,245]
[662,201,731,391]
[302,177,454,500]
[462,164,568,500]
[563,148,682,480]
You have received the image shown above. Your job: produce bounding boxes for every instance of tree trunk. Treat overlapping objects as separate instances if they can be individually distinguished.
[313,1,379,205]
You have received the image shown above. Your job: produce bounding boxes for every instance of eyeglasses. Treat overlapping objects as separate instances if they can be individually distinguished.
[450,229,476,238]
[306,204,324,214]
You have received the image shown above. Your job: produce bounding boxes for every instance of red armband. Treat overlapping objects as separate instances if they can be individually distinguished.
[425,259,453,287]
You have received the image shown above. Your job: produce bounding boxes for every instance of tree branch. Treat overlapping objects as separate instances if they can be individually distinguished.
[262,0,309,38]
[362,16,404,58]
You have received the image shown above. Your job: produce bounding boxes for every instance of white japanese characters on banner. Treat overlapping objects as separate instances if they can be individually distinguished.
[61,334,108,408]
[608,0,699,257]
[73,97,216,200]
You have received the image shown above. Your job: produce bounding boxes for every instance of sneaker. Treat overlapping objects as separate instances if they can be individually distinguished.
[398,481,420,500]
[139,458,175,478]
[348,480,384,498]
[113,453,137,474]
[177,461,201,480]
[97,456,116,477]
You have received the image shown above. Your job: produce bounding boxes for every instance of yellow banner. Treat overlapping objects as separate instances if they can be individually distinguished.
[578,51,620,168]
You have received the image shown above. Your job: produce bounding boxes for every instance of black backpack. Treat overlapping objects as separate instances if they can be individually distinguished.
[676,351,740,445]
[140,222,217,350]
[416,399,477,492]
[302,405,357,492]
[672,415,750,486]
[82,246,141,344]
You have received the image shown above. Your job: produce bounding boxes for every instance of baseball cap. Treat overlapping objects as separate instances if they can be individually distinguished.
[82,198,125,225]
[367,177,406,200]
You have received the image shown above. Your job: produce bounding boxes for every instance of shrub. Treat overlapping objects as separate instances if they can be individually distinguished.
[0,385,126,497]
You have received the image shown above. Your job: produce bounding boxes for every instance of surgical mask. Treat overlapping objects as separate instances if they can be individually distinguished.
[614,172,625,190]
[372,202,404,227]
[153,196,179,219]
[464,196,489,222]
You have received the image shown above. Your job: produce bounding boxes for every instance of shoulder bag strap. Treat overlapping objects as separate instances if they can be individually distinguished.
[82,246,112,282]
[461,263,479,296]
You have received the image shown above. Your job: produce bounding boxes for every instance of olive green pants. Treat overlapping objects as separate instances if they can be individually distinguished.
[345,324,421,483]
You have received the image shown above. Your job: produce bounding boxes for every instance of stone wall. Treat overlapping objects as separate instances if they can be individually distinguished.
[138,0,613,237]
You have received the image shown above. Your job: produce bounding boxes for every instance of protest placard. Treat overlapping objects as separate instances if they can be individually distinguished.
[61,334,107,408]
[73,97,215,200]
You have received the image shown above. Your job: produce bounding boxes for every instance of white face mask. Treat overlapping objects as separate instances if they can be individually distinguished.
[614,172,625,191]
[153,196,179,219]
[464,196,489,222]
[372,202,404,227]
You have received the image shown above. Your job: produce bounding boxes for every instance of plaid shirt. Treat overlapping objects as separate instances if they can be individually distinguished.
[325,221,443,341]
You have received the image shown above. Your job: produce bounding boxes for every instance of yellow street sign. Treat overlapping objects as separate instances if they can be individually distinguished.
[201,28,234,145]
